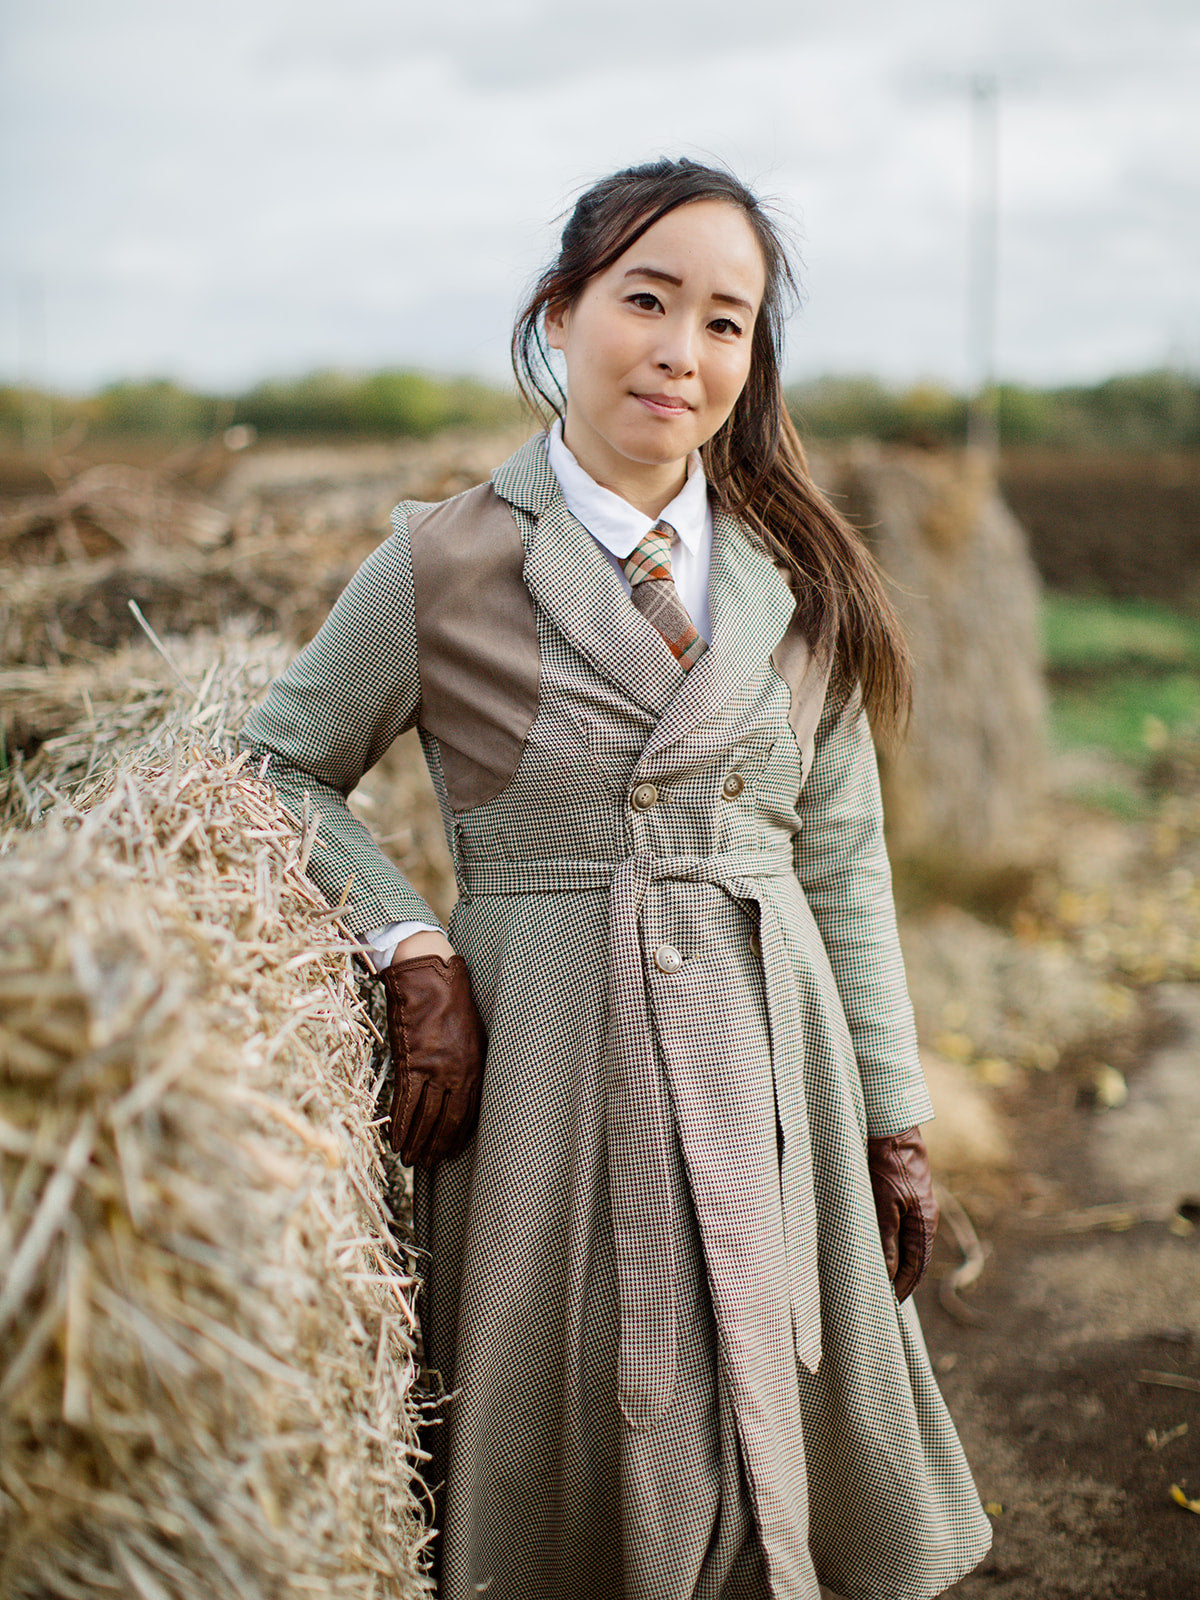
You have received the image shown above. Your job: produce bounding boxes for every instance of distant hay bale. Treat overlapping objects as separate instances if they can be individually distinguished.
[902,901,1135,1076]
[0,647,433,1597]
[0,531,367,668]
[916,1050,1011,1181]
[0,464,231,567]
[816,443,1048,879]
[214,426,533,520]
[0,429,532,668]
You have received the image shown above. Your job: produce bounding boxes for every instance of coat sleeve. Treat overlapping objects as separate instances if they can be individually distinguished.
[793,678,934,1138]
[240,510,442,938]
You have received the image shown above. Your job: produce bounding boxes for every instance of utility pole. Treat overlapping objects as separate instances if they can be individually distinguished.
[967,73,1000,462]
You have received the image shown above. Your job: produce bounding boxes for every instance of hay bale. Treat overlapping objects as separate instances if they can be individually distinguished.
[0,669,432,1594]
[0,465,379,668]
[0,622,455,927]
[815,443,1048,878]
[0,621,291,826]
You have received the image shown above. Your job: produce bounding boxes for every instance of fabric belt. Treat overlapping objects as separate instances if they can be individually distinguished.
[462,847,821,1427]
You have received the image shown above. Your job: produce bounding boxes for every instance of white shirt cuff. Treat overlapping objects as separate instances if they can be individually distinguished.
[362,920,443,971]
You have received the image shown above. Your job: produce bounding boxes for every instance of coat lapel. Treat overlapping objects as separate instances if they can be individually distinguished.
[494,436,685,724]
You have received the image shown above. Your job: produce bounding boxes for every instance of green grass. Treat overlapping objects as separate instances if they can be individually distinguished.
[1041,593,1200,772]
[1042,592,1200,673]
[1059,779,1153,822]
[1050,670,1200,760]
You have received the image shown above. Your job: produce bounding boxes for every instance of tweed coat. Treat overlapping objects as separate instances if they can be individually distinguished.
[241,435,992,1600]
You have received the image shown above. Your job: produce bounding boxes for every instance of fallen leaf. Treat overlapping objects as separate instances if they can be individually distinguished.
[1169,1484,1200,1514]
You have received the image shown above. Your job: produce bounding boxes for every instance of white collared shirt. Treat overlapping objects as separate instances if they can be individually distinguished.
[365,422,716,967]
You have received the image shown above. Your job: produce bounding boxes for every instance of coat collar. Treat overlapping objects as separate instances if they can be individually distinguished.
[492,435,799,763]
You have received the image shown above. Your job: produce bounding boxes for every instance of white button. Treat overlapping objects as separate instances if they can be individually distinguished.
[631,783,659,810]
[654,944,683,974]
[722,773,745,799]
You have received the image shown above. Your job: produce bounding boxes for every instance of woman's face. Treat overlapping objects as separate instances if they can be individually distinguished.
[545,199,766,509]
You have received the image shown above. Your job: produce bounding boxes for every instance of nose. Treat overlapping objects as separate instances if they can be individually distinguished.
[654,317,697,378]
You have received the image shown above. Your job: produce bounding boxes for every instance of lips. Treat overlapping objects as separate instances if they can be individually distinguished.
[635,393,691,414]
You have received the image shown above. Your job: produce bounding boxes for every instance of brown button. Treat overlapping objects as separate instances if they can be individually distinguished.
[654,944,684,974]
[631,783,659,811]
[722,773,745,799]
[749,931,762,957]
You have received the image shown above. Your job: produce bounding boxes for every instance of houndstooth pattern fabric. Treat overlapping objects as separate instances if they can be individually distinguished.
[241,435,993,1600]
[622,521,707,670]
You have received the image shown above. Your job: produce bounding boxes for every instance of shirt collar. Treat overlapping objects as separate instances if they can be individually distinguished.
[545,418,709,561]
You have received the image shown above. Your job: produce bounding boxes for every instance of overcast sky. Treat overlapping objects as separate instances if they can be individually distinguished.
[2,0,1197,394]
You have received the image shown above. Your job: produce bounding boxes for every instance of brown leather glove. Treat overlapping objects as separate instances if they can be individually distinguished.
[376,953,485,1167]
[866,1125,938,1302]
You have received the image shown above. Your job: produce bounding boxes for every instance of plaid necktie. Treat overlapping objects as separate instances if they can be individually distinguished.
[621,522,707,672]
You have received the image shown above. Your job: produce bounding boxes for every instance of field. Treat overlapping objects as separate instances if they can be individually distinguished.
[3,434,1199,1597]
[1002,447,1200,611]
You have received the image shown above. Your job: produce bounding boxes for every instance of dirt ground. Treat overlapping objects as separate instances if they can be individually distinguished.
[917,981,1200,1600]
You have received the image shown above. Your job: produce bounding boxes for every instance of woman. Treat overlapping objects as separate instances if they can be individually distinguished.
[242,157,992,1600]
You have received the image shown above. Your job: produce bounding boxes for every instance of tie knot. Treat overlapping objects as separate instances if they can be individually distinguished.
[622,522,675,588]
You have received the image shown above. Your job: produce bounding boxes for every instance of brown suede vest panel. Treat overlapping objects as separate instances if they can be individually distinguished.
[771,613,834,787]
[408,484,540,812]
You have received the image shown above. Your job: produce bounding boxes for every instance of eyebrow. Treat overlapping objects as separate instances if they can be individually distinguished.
[622,265,756,315]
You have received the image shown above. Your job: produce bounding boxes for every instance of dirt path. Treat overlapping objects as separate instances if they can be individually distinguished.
[921,985,1200,1599]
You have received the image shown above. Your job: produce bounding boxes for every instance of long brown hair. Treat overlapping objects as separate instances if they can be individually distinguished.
[511,157,912,741]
